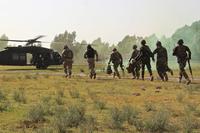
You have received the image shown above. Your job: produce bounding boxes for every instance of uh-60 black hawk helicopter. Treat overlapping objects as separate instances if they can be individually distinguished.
[0,35,62,69]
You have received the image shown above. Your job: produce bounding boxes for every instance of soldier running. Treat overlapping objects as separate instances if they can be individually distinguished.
[173,39,191,85]
[108,48,123,79]
[153,41,173,81]
[61,45,73,78]
[129,45,141,79]
[135,40,154,81]
[84,45,98,79]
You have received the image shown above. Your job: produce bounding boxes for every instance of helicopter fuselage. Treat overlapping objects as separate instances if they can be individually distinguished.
[0,46,62,69]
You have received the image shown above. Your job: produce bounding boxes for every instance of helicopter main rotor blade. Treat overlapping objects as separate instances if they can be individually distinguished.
[33,35,45,41]
[0,39,29,42]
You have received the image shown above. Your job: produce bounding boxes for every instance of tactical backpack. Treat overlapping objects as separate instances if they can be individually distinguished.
[126,63,132,73]
[106,65,112,74]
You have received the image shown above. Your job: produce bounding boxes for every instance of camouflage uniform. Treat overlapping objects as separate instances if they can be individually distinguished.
[84,45,98,79]
[129,46,140,79]
[173,39,191,84]
[153,42,169,81]
[135,40,154,81]
[108,49,123,79]
[62,46,73,78]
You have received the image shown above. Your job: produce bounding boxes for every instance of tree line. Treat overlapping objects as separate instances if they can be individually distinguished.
[1,20,200,63]
[50,20,200,63]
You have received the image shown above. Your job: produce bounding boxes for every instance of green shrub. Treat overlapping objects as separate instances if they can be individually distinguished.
[183,114,194,133]
[13,88,26,104]
[53,104,86,133]
[94,99,106,110]
[56,89,64,97]
[183,112,200,133]
[144,109,170,132]
[79,115,97,133]
[55,95,64,105]
[185,102,198,112]
[40,96,53,116]
[0,101,10,112]
[0,90,6,101]
[53,106,68,133]
[27,104,45,123]
[109,107,125,129]
[35,127,53,133]
[194,109,200,117]
[66,104,85,127]
[41,96,51,104]
[144,101,156,112]
[122,105,139,125]
[132,119,144,132]
[69,89,80,99]
[24,75,32,79]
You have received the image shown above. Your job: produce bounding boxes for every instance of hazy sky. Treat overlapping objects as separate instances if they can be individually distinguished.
[0,0,199,47]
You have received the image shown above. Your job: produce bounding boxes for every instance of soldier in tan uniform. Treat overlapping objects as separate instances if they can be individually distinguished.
[84,45,98,79]
[62,45,73,78]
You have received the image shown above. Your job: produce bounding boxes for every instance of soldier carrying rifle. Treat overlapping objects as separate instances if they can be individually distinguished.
[173,39,192,85]
[129,45,141,79]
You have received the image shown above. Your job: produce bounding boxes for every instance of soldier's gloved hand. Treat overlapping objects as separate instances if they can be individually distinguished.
[152,58,155,62]
[187,56,191,60]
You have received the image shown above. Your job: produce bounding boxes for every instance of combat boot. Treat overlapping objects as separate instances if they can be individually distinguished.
[186,79,191,85]
[179,77,182,83]
[69,71,72,78]
[113,72,116,78]
[89,73,93,79]
[164,74,168,81]
[170,70,173,76]
[141,75,144,80]
[150,75,154,81]
[117,73,121,79]
[93,73,96,79]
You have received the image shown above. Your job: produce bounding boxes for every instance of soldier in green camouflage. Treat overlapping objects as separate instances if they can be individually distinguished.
[153,41,173,81]
[84,45,98,79]
[173,39,191,85]
[61,45,73,78]
[129,45,140,79]
[135,40,154,81]
[108,48,123,79]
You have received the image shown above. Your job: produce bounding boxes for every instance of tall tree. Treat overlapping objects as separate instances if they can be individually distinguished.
[50,31,76,53]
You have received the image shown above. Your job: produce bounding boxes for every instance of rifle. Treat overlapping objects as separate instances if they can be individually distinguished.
[188,59,193,79]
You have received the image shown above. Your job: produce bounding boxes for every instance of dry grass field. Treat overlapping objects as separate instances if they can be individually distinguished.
[0,64,200,133]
